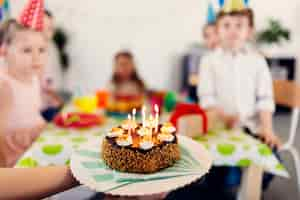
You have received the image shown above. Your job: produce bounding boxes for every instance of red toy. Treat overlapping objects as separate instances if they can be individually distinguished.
[54,113,104,129]
[170,103,208,134]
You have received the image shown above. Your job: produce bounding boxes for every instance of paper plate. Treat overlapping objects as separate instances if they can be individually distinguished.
[70,135,212,196]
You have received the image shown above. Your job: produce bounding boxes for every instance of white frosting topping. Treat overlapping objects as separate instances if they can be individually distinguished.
[137,127,152,137]
[161,126,176,133]
[157,133,175,142]
[107,128,124,138]
[121,121,137,130]
[116,136,133,146]
[145,116,156,128]
[139,140,154,150]
[161,123,176,134]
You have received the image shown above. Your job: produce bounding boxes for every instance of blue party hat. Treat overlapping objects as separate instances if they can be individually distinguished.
[0,0,11,22]
[244,0,250,6]
[0,8,3,21]
[207,2,216,24]
[218,0,225,7]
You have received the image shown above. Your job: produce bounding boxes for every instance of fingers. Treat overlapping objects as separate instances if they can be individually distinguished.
[270,135,281,149]
[13,130,32,149]
[273,135,282,149]
[262,135,274,148]
[226,116,239,129]
[259,134,282,149]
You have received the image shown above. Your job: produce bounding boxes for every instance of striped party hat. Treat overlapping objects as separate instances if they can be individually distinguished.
[19,0,44,31]
[222,0,246,13]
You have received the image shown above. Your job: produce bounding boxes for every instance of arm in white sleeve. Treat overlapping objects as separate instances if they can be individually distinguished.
[198,56,217,109]
[255,58,275,113]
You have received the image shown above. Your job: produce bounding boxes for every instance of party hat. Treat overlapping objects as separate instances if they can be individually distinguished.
[19,0,44,31]
[0,7,3,21]
[222,0,246,13]
[218,0,225,8]
[207,2,216,24]
[0,0,11,22]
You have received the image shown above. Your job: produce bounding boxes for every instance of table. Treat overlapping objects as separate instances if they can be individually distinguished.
[16,108,288,200]
[194,128,288,200]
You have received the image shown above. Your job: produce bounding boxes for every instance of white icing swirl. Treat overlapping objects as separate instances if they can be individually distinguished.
[139,140,154,150]
[116,136,133,146]
[161,126,176,133]
[122,121,137,130]
[157,133,175,142]
[145,117,156,128]
[107,128,124,138]
[137,127,152,137]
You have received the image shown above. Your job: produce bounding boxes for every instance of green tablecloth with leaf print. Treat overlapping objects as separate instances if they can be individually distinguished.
[16,116,289,178]
[194,129,288,177]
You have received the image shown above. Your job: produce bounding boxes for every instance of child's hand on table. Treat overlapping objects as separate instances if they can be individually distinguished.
[0,166,79,200]
[206,107,240,129]
[10,122,46,149]
[221,114,240,129]
[259,111,282,149]
[259,130,282,149]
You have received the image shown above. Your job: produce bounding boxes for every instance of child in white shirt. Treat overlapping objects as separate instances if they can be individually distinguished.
[198,8,281,148]
[198,7,281,192]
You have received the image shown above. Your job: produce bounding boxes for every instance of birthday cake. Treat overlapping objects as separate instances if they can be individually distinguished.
[106,95,144,115]
[102,112,180,173]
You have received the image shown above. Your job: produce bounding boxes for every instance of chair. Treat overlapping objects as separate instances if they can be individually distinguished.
[172,104,263,200]
[273,80,300,194]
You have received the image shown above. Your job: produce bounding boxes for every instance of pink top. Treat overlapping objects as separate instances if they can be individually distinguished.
[0,71,44,167]
[0,72,44,131]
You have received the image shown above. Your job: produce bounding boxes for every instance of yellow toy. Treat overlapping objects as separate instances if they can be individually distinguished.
[74,95,98,113]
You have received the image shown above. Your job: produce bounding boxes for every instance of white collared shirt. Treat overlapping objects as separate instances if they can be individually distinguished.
[198,47,275,133]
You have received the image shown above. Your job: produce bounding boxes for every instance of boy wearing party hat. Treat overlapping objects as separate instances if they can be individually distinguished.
[198,0,281,191]
[202,2,219,50]
[184,2,220,103]
[40,9,65,122]
[199,0,280,148]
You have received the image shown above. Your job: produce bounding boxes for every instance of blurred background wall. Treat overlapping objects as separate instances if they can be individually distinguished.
[10,0,300,92]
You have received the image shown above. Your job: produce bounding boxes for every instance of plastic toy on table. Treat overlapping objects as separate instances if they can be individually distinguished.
[170,103,208,135]
[106,94,144,118]
[148,90,178,114]
[96,90,109,108]
[73,95,98,113]
[54,112,105,129]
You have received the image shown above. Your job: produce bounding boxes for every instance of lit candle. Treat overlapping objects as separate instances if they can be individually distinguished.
[128,114,132,134]
[148,115,154,136]
[154,104,159,132]
[132,108,136,122]
[142,106,146,127]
